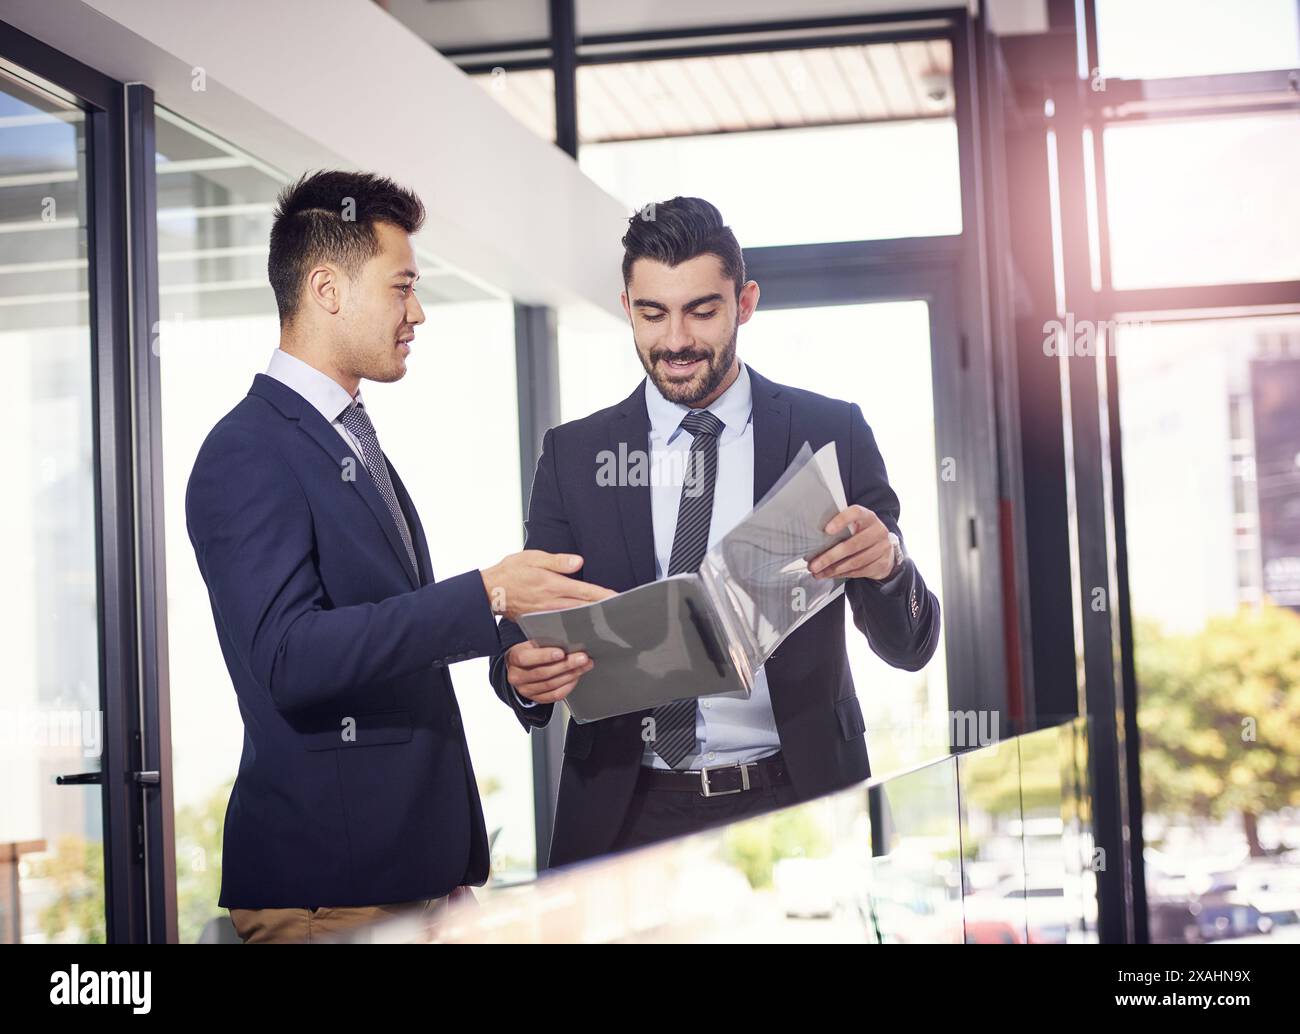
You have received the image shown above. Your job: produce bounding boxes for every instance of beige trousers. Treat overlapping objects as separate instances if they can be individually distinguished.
[229,896,449,943]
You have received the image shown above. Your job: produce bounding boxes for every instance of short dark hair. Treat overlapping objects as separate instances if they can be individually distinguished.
[620,196,745,297]
[268,170,425,323]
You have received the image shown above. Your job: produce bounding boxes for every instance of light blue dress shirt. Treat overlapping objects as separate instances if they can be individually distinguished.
[639,362,782,771]
[265,348,364,461]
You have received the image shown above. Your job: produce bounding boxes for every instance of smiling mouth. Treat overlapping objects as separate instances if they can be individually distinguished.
[661,355,706,375]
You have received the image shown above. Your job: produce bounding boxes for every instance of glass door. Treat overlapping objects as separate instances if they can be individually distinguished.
[0,65,104,943]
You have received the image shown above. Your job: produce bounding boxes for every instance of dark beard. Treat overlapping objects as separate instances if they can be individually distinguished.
[640,322,738,406]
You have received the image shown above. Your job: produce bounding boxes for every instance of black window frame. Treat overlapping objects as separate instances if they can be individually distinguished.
[0,20,171,944]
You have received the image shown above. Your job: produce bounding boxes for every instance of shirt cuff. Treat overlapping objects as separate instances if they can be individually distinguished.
[512,684,538,709]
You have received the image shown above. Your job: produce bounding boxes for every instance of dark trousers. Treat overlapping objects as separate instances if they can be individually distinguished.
[610,768,803,853]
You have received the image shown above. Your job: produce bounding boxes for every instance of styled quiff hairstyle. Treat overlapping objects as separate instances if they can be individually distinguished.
[620,196,744,297]
[268,170,425,323]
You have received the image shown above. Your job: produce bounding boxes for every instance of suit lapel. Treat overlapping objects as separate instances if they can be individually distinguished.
[249,374,421,591]
[388,463,431,587]
[747,366,792,505]
[608,382,656,587]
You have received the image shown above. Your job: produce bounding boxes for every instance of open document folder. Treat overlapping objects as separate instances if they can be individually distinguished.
[518,441,851,722]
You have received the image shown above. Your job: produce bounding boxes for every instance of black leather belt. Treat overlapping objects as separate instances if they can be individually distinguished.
[637,752,791,797]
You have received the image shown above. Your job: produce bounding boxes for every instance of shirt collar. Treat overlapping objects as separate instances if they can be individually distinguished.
[644,360,753,445]
[265,348,361,423]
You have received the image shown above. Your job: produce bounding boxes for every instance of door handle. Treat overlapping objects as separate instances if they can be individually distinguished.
[54,771,160,785]
[54,771,101,785]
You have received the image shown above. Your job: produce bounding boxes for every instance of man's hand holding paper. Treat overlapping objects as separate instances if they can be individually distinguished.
[506,643,594,704]
[810,504,900,581]
[514,441,855,721]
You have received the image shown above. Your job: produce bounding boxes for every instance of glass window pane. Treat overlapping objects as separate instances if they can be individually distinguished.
[1116,313,1300,942]
[0,69,104,943]
[558,303,644,418]
[1104,113,1300,290]
[582,120,961,247]
[577,42,962,246]
[740,302,949,775]
[957,739,1028,943]
[1097,0,1300,80]
[870,757,964,942]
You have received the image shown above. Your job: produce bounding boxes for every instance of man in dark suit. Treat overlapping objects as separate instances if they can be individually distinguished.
[490,197,941,868]
[186,171,611,942]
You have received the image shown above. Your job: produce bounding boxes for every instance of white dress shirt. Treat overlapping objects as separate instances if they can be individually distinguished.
[265,348,365,462]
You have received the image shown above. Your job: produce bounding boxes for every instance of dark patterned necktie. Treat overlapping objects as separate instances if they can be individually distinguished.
[651,409,725,768]
[338,401,420,579]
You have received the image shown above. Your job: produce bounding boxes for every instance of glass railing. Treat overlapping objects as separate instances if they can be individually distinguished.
[344,717,1096,944]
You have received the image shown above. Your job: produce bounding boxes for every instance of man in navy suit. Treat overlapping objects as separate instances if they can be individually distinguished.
[491,197,942,867]
[186,171,611,942]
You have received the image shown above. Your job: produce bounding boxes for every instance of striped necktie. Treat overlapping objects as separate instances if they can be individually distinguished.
[651,409,725,769]
[338,401,420,579]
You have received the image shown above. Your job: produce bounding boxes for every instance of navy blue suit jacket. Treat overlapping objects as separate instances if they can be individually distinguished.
[186,373,501,909]
[490,367,941,867]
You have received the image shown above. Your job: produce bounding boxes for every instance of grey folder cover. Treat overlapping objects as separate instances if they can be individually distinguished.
[518,441,851,722]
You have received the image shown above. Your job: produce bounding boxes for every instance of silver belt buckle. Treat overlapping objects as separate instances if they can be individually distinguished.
[699,760,754,797]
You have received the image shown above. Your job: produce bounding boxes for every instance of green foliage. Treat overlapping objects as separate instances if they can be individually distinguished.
[174,779,233,942]
[722,806,832,888]
[27,836,105,943]
[1135,605,1300,849]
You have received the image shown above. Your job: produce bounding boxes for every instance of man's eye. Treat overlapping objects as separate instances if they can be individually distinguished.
[693,310,716,319]
[641,313,665,323]
[397,284,412,295]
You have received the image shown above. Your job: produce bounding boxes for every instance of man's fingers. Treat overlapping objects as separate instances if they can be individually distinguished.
[527,677,582,704]
[569,581,618,603]
[508,643,567,668]
[824,505,876,536]
[823,538,894,578]
[810,527,876,575]
[509,652,590,685]
[832,538,894,577]
[515,663,592,699]
[542,573,617,603]
[527,550,585,574]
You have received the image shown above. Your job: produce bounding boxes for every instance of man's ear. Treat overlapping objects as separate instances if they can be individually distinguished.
[620,288,632,323]
[737,280,760,325]
[306,263,342,316]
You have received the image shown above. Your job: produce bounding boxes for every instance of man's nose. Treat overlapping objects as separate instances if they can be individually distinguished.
[665,318,695,350]
[408,294,426,326]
